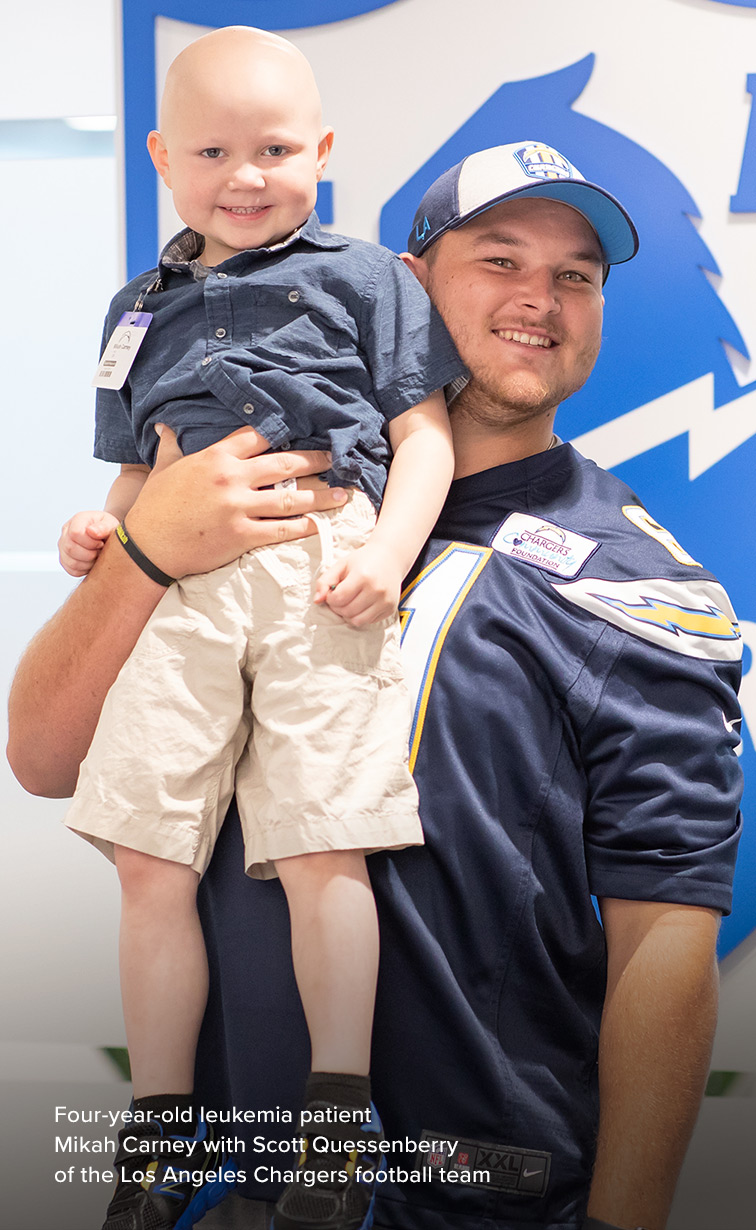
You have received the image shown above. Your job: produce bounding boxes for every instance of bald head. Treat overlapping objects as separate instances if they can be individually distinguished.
[147,25,333,264]
[160,26,324,140]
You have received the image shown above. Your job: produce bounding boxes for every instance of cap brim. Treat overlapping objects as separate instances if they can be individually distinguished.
[411,178,639,265]
[515,180,638,264]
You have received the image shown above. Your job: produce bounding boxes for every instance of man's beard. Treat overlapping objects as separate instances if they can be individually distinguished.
[451,338,600,431]
[452,371,558,430]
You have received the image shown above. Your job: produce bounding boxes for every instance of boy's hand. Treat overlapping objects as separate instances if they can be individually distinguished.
[314,541,403,627]
[59,511,120,577]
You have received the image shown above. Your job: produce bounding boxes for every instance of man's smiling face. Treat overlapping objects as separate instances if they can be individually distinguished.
[416,196,605,430]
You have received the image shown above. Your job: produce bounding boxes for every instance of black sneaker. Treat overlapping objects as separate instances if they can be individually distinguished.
[102,1116,236,1230]
[272,1102,386,1230]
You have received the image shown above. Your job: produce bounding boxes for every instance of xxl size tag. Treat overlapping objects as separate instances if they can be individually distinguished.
[491,512,598,578]
[92,311,152,389]
[417,1129,550,1196]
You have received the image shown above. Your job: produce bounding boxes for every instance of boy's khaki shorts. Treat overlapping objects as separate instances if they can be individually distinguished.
[64,492,422,878]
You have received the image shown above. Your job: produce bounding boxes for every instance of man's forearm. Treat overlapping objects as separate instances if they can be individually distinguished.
[587,899,720,1230]
[7,432,345,797]
[7,536,165,797]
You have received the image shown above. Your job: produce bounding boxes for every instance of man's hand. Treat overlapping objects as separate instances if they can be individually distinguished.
[314,541,404,627]
[126,425,347,580]
[58,510,120,577]
[7,428,347,798]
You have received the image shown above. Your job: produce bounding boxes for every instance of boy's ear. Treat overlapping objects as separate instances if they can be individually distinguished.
[147,131,171,187]
[400,251,429,290]
[315,127,335,181]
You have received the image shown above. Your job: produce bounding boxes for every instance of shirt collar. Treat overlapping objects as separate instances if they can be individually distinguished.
[158,210,348,273]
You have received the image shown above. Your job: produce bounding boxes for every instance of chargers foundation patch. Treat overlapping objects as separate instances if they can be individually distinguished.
[491,513,598,578]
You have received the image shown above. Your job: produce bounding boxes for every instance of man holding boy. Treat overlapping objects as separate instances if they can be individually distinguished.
[7,137,742,1230]
[58,27,460,1230]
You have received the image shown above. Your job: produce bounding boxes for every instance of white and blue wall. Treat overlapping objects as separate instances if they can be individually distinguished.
[2,2,756,1225]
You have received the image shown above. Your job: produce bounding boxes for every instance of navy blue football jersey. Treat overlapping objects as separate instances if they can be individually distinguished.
[196,443,742,1229]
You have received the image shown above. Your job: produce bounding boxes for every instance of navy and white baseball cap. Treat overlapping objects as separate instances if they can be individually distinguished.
[407,140,639,265]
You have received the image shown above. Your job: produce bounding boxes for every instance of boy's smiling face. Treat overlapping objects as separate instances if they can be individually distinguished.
[148,28,333,266]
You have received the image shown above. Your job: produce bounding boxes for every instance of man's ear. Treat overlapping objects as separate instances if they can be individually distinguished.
[400,251,430,289]
[316,127,335,181]
[147,131,171,187]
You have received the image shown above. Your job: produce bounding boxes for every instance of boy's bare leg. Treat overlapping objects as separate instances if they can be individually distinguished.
[274,849,378,1076]
[272,850,382,1230]
[114,845,207,1097]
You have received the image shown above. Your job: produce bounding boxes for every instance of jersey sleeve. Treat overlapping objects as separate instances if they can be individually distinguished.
[580,623,743,914]
[93,311,143,465]
[358,252,467,420]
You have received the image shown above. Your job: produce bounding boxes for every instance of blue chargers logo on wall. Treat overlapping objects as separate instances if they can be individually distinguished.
[381,54,756,957]
[120,0,400,277]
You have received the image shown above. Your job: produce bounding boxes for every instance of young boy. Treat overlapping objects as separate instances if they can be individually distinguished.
[60,25,463,1230]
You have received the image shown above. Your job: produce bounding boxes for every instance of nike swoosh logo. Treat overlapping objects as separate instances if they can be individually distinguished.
[522,1168,542,1179]
[723,713,743,733]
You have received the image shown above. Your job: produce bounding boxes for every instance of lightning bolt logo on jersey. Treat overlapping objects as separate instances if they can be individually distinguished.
[197,439,742,1230]
[363,441,742,1229]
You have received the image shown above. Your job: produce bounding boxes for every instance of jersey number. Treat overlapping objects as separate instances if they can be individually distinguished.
[399,544,490,770]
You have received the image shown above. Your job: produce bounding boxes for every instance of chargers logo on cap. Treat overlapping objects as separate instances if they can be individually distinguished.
[514,142,575,180]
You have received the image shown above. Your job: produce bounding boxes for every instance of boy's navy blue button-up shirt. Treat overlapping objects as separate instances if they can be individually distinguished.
[94,213,466,508]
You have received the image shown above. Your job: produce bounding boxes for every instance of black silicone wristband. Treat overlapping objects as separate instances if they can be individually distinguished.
[116,521,175,588]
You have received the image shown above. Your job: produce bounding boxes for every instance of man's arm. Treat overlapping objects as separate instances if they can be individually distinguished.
[586,897,720,1230]
[7,428,345,798]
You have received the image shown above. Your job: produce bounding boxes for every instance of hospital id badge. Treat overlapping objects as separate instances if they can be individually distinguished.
[92,312,152,389]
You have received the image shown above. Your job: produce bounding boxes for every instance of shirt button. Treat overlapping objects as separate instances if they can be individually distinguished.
[216,272,228,279]
[288,290,300,303]
[201,356,212,366]
[215,327,227,338]
[243,403,255,415]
